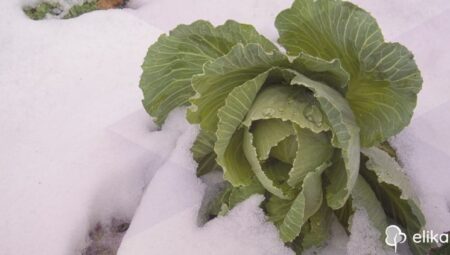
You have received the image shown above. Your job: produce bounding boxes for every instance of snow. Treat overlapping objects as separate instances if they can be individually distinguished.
[346,209,392,255]
[126,0,294,42]
[386,9,450,236]
[120,109,205,237]
[1,0,450,254]
[0,1,164,254]
[120,195,294,255]
[118,112,293,254]
[391,102,450,235]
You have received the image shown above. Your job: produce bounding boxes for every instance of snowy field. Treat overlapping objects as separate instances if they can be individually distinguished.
[1,0,450,254]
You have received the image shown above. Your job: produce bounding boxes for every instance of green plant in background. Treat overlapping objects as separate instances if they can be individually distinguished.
[23,0,126,20]
[23,2,62,20]
[64,1,97,19]
[140,0,430,253]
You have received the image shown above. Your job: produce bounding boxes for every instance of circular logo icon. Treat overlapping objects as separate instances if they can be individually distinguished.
[385,225,407,253]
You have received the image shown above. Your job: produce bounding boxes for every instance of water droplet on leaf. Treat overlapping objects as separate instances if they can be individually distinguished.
[303,104,323,127]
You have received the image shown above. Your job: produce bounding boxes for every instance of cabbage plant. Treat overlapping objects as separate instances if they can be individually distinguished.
[139,0,428,253]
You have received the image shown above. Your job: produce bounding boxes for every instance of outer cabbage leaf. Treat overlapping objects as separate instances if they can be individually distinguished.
[228,177,266,208]
[207,183,232,217]
[195,152,220,176]
[187,44,289,131]
[265,163,328,242]
[290,53,349,94]
[290,203,332,253]
[301,204,331,249]
[266,195,293,228]
[291,73,360,209]
[351,175,388,239]
[214,70,271,185]
[191,129,220,176]
[276,0,422,147]
[327,175,389,247]
[207,177,265,218]
[361,147,431,255]
[141,20,277,125]
[188,44,290,186]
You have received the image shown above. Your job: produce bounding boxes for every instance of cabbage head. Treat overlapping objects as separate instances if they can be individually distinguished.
[139,0,428,253]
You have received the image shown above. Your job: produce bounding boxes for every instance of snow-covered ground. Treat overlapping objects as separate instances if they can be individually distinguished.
[0,1,163,254]
[1,0,450,254]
